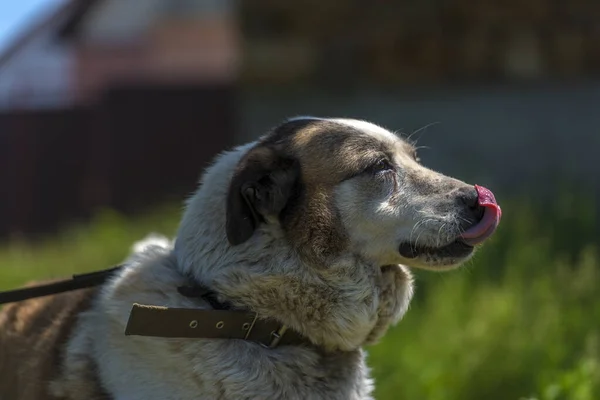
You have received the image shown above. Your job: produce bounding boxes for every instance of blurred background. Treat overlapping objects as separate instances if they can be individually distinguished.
[0,0,598,399]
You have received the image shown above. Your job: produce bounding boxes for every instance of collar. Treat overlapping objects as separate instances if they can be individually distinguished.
[124,283,311,348]
[0,264,310,349]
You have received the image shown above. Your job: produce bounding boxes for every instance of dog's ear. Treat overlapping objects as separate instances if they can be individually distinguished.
[226,145,299,245]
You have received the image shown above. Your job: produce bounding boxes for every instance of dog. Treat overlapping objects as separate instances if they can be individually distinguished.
[0,117,501,400]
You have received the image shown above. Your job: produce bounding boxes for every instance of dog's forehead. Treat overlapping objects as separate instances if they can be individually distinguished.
[283,116,395,138]
[271,117,403,151]
[328,118,399,144]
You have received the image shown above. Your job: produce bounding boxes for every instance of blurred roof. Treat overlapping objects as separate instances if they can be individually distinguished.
[56,0,102,39]
[0,0,100,68]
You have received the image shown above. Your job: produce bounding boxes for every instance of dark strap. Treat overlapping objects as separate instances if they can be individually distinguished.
[0,266,311,348]
[0,265,123,305]
[125,303,309,348]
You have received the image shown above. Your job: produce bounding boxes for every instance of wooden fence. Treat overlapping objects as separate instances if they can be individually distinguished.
[0,83,236,239]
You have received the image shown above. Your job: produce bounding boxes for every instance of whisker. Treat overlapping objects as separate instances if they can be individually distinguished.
[413,218,435,250]
[414,145,431,151]
[410,220,425,251]
[392,129,406,137]
[456,216,471,235]
[414,230,424,251]
[436,223,446,247]
[409,219,426,244]
[406,121,441,144]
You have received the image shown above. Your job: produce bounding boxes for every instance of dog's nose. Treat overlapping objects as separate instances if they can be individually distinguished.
[456,186,484,221]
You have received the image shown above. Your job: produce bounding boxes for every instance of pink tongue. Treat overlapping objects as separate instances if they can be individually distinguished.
[460,185,502,246]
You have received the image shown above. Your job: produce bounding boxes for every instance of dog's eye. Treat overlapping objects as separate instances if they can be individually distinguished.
[368,159,393,174]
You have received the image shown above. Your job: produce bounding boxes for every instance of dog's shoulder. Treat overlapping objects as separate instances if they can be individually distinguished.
[0,281,101,400]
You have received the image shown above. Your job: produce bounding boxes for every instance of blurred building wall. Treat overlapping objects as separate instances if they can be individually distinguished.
[71,0,239,104]
[0,0,240,238]
[242,0,600,86]
[239,0,600,200]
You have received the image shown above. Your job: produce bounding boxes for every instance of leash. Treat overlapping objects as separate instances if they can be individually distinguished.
[0,265,309,348]
[0,265,124,305]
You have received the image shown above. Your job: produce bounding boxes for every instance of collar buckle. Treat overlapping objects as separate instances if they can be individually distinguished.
[244,312,259,340]
[263,324,288,348]
[244,313,288,348]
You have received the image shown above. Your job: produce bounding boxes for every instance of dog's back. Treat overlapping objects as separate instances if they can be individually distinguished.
[0,235,172,400]
[0,284,102,400]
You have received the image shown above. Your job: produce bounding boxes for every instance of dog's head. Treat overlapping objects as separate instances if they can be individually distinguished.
[226,117,501,270]
[176,117,501,350]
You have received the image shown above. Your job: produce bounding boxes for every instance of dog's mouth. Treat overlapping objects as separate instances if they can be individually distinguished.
[398,185,501,267]
[398,240,474,260]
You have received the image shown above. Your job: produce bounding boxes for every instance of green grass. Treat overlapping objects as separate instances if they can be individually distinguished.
[1,194,598,400]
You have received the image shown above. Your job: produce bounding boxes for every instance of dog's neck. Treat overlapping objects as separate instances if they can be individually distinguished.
[174,235,382,352]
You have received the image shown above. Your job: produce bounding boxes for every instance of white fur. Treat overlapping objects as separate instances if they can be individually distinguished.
[330,118,399,144]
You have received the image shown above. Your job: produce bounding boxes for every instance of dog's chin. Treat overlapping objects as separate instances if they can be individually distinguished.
[397,240,475,271]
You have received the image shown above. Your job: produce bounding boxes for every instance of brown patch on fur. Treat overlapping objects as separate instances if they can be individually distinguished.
[0,281,107,400]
